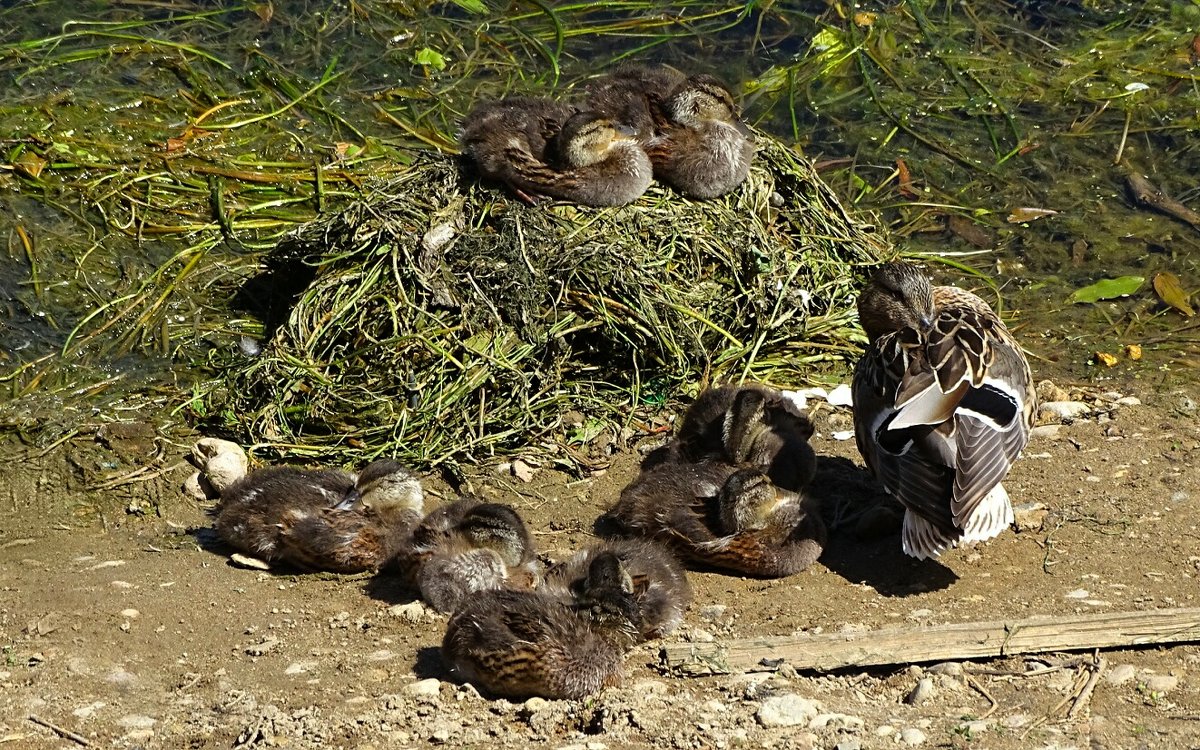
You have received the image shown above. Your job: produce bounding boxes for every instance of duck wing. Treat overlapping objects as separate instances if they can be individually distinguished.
[853,289,1033,557]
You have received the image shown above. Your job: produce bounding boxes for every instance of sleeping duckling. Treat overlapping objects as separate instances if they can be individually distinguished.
[600,459,825,577]
[442,552,641,700]
[397,497,541,613]
[667,382,817,491]
[545,538,690,640]
[588,64,754,198]
[460,98,653,207]
[852,261,1035,560]
[213,459,423,573]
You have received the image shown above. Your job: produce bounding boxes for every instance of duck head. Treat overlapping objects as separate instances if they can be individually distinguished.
[717,468,797,533]
[665,75,751,137]
[555,112,640,168]
[458,503,534,567]
[335,459,423,516]
[574,552,642,642]
[857,262,937,344]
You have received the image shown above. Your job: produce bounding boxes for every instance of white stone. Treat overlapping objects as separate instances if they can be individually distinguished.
[904,677,935,706]
[1064,588,1090,599]
[405,678,442,697]
[809,712,863,731]
[118,715,156,729]
[900,727,927,746]
[826,384,854,407]
[1039,401,1091,422]
[1030,424,1062,440]
[757,694,823,728]
[120,608,140,619]
[192,438,248,492]
[388,601,428,622]
[1142,674,1179,693]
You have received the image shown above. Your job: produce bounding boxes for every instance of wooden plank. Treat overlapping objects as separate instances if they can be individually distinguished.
[661,607,1200,675]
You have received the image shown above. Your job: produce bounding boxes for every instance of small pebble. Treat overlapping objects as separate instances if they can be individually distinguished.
[405,678,442,697]
[959,719,989,735]
[904,678,934,706]
[1064,589,1089,599]
[522,697,550,714]
[833,741,861,750]
[809,713,863,731]
[874,725,895,737]
[1029,424,1062,440]
[388,601,428,622]
[1039,401,1091,422]
[757,694,823,728]
[900,727,927,746]
[699,605,728,622]
[1142,674,1179,693]
[927,662,963,677]
[120,608,140,619]
[118,715,156,729]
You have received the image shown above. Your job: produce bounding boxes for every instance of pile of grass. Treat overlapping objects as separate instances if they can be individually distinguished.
[212,136,889,467]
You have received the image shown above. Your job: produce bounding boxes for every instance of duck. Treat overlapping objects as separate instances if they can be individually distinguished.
[545,538,691,640]
[851,261,1035,560]
[460,97,653,207]
[396,497,541,613]
[213,459,424,573]
[665,382,817,491]
[587,64,755,198]
[599,459,825,577]
[442,551,642,700]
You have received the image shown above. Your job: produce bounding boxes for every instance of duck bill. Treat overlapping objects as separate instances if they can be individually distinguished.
[333,487,362,510]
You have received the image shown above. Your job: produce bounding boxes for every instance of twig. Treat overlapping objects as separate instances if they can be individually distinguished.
[27,715,91,747]
[965,673,999,720]
[1067,653,1107,721]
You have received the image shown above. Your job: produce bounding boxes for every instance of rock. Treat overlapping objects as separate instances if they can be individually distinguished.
[833,741,861,750]
[1013,503,1048,532]
[900,727,927,746]
[118,715,156,729]
[1170,491,1190,504]
[1142,674,1179,693]
[192,438,249,492]
[1104,664,1137,685]
[826,383,854,407]
[809,712,863,731]
[958,719,989,735]
[1038,401,1091,423]
[904,677,935,706]
[405,678,442,697]
[1029,424,1061,440]
[511,459,536,483]
[388,601,429,622]
[1036,380,1071,403]
[1001,714,1031,728]
[285,661,317,675]
[1064,588,1089,599]
[120,608,140,619]
[757,694,823,728]
[875,725,895,737]
[699,604,728,622]
[182,471,212,502]
[927,662,963,677]
[522,697,550,714]
[245,637,279,656]
[1115,396,1141,406]
[688,628,715,643]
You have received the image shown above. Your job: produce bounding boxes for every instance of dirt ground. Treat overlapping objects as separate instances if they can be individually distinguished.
[2,375,1199,750]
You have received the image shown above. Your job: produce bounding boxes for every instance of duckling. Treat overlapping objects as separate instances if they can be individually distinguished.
[667,382,817,491]
[600,459,825,577]
[460,97,652,207]
[852,261,1035,560]
[545,538,691,640]
[588,65,754,198]
[442,552,642,700]
[213,459,423,573]
[397,498,541,613]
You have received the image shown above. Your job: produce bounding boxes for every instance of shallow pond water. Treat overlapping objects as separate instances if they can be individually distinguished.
[1,1,1197,442]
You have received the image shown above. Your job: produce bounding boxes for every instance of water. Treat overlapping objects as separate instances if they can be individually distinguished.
[1,0,1197,434]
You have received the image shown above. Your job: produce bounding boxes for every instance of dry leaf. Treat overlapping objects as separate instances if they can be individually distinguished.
[853,11,877,27]
[1152,271,1195,316]
[1092,352,1118,368]
[13,152,47,179]
[1125,344,1143,361]
[895,159,918,199]
[1007,207,1058,223]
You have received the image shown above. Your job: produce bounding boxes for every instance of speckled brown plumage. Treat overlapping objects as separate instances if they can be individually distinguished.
[545,538,691,640]
[600,459,825,578]
[213,460,423,573]
[396,497,541,612]
[853,262,1035,559]
[664,382,817,491]
[460,97,652,206]
[587,64,754,198]
[442,553,641,700]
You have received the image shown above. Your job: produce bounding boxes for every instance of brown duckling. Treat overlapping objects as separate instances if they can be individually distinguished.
[213,459,423,573]
[442,552,642,700]
[667,382,817,491]
[545,538,690,640]
[601,459,825,577]
[853,262,1034,559]
[588,65,754,198]
[397,497,541,613]
[461,98,652,207]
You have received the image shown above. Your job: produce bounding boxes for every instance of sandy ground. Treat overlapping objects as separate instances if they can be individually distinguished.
[2,377,1199,750]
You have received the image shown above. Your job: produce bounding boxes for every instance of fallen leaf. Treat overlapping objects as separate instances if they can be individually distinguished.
[1070,238,1088,267]
[895,159,918,199]
[1007,207,1058,223]
[1125,344,1143,361]
[1152,271,1195,316]
[1092,352,1118,367]
[13,151,47,179]
[511,459,536,483]
[1070,275,1145,304]
[947,215,993,248]
[853,11,877,27]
